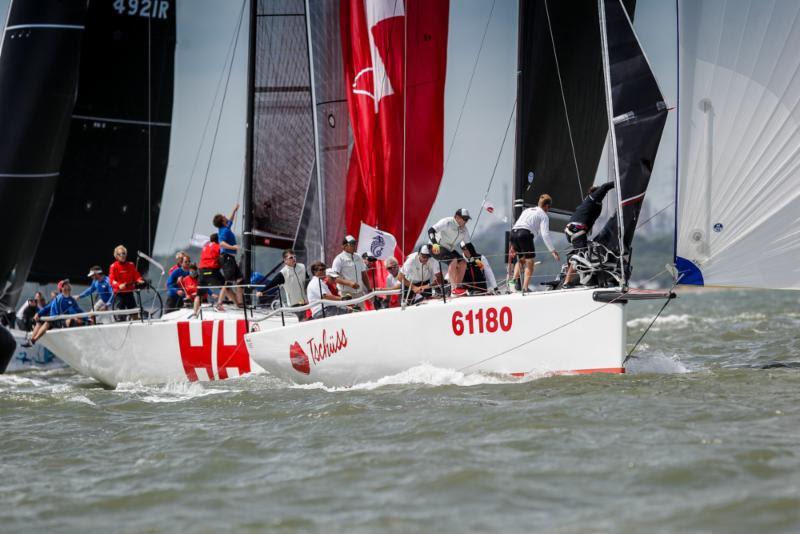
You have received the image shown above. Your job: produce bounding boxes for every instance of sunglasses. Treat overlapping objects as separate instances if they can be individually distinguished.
[285,256,296,261]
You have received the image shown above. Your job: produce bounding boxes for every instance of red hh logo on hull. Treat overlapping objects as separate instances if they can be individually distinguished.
[176,320,251,382]
[288,328,348,374]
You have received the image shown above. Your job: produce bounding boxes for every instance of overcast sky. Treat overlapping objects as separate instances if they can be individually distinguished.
[1,0,678,257]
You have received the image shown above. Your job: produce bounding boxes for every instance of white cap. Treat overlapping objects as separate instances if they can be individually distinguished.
[343,235,357,244]
[455,208,471,220]
[325,268,338,277]
[420,245,431,256]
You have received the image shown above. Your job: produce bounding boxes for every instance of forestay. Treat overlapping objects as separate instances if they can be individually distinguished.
[675,0,800,289]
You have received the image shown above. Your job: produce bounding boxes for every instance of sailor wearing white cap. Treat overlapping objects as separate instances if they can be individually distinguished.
[427,209,472,295]
[398,245,443,303]
[331,234,371,302]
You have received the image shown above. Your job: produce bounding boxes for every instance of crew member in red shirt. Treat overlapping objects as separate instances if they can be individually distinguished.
[180,263,208,316]
[109,245,145,320]
[199,233,224,309]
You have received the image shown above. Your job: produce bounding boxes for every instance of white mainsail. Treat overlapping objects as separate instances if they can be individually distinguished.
[675,0,800,289]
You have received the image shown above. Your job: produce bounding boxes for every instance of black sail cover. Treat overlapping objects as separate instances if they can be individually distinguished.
[0,1,87,310]
[29,0,177,282]
[251,0,315,256]
[514,0,635,228]
[597,0,667,254]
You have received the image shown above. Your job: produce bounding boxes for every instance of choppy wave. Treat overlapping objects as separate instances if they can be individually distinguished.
[290,363,539,392]
[625,352,690,374]
[627,313,693,329]
[115,380,233,403]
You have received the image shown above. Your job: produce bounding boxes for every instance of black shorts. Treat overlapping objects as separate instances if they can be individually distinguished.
[509,228,535,259]
[114,292,138,310]
[200,268,224,288]
[433,247,463,262]
[166,294,182,311]
[220,254,243,284]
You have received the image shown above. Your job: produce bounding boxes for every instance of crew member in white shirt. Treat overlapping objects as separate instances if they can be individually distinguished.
[306,261,348,319]
[258,249,308,320]
[510,194,560,291]
[427,208,472,296]
[331,235,371,304]
[379,257,402,308]
[397,245,443,304]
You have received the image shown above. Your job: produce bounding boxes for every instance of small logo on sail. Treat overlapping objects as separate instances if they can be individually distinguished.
[290,342,311,375]
[370,233,386,258]
[713,223,724,233]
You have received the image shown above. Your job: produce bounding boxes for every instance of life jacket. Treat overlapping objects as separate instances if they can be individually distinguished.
[199,242,221,269]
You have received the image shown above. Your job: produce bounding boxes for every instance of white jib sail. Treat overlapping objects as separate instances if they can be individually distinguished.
[676,0,800,290]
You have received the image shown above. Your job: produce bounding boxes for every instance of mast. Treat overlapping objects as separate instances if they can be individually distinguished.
[511,0,525,220]
[243,0,257,283]
[305,0,325,262]
[598,0,626,288]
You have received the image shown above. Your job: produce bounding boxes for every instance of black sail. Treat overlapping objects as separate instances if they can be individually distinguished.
[250,0,315,255]
[29,0,177,282]
[0,0,88,310]
[600,0,667,253]
[513,0,635,229]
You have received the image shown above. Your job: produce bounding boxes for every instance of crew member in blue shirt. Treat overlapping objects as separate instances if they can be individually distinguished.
[212,202,244,308]
[79,266,115,324]
[166,256,190,312]
[29,279,84,345]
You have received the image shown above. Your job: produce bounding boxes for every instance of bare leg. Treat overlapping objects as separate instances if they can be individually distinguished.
[193,296,201,315]
[454,260,466,286]
[513,262,521,288]
[565,264,576,286]
[31,321,50,343]
[522,258,534,291]
[235,286,244,307]
[447,261,458,289]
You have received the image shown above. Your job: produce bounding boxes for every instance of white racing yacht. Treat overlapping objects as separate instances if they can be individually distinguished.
[37,304,296,388]
[243,0,674,386]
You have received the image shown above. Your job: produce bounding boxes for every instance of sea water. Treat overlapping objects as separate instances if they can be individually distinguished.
[1,289,799,532]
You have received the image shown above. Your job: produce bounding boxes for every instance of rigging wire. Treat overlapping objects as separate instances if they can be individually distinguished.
[471,99,517,231]
[442,0,496,174]
[147,13,153,255]
[167,0,246,251]
[624,275,682,364]
[190,0,247,239]
[543,0,583,196]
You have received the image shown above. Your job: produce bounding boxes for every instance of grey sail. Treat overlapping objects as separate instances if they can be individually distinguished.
[597,0,667,257]
[0,0,88,311]
[302,0,350,263]
[250,0,316,258]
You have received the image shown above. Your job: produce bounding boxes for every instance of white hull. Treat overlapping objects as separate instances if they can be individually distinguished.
[38,309,295,387]
[245,288,627,387]
[4,328,66,373]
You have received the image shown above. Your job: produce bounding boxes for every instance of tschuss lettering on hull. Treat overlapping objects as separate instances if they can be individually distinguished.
[176,320,250,382]
[289,329,348,375]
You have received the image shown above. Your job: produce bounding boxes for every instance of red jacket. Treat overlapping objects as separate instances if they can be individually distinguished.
[180,275,201,300]
[199,242,220,269]
[109,261,143,293]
